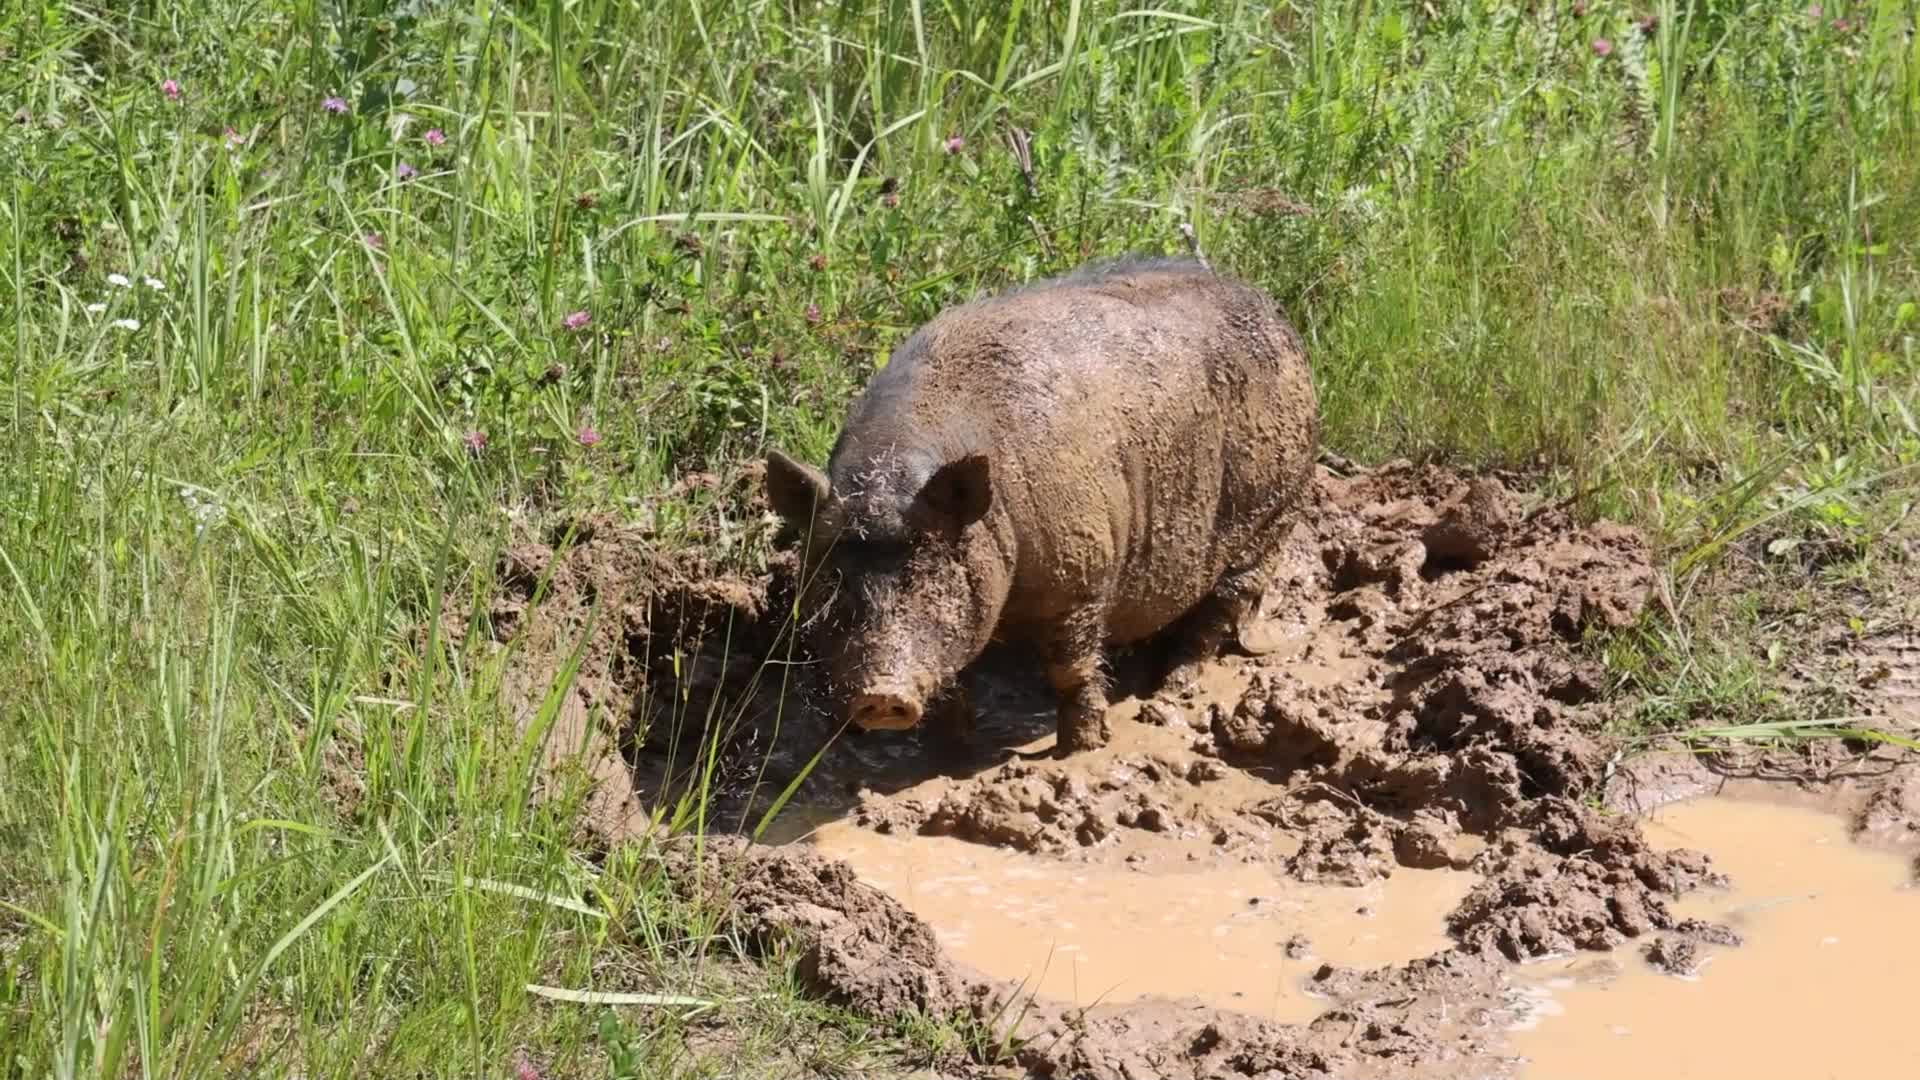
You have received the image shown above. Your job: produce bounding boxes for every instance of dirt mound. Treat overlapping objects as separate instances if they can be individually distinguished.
[433,480,784,844]
[1447,797,1725,961]
[469,460,1775,1079]
[667,836,974,1019]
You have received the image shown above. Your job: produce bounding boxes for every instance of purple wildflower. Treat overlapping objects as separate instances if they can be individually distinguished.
[161,79,181,101]
[224,126,245,148]
[562,309,590,331]
[363,232,385,250]
[1807,4,1822,17]
[804,302,821,324]
[322,96,349,115]
[395,162,418,181]
[1591,37,1613,56]
[462,430,487,455]
[424,127,446,146]
[943,134,965,154]
[576,426,601,447]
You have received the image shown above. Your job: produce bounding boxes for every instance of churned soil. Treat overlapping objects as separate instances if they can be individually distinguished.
[446,459,1920,1079]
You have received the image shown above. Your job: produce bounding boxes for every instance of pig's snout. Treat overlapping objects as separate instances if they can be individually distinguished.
[850,689,923,731]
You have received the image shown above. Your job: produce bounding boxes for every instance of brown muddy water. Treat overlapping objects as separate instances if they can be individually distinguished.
[1509,796,1920,1080]
[806,822,1475,1021]
[802,794,1920,1077]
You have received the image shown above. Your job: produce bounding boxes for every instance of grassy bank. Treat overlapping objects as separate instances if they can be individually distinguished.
[2,0,1917,1075]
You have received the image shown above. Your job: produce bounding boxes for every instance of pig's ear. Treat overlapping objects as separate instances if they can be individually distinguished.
[765,449,830,526]
[914,453,993,532]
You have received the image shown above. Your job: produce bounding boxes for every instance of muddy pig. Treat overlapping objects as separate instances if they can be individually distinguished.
[765,256,1317,754]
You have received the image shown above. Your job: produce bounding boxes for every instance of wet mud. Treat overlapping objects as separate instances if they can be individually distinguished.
[456,460,1920,1079]
[800,820,1477,1020]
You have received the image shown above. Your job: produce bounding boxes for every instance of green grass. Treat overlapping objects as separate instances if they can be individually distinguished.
[2,0,1917,1075]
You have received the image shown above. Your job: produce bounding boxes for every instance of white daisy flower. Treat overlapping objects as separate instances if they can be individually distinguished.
[106,273,131,288]
[143,276,165,291]
[111,318,140,331]
[178,487,226,535]
[85,302,107,315]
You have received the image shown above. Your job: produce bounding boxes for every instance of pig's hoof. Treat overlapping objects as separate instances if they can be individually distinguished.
[1056,714,1112,755]
[1162,658,1209,694]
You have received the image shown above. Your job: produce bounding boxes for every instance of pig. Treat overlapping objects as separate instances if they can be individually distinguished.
[765,256,1317,754]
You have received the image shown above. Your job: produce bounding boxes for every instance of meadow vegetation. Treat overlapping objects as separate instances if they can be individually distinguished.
[2,0,1917,1075]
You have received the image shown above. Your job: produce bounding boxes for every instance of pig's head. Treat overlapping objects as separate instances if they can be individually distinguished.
[764,445,1009,732]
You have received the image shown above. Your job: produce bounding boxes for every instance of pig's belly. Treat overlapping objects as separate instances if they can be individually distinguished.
[1100,461,1290,645]
[1102,525,1234,645]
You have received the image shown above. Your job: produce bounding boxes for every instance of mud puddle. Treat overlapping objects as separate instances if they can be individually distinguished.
[803,818,1475,1019]
[1511,796,1920,1080]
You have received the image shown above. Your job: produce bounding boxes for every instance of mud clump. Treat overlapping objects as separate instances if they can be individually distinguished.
[669,836,972,1018]
[874,749,1256,856]
[1643,934,1703,976]
[1420,475,1514,566]
[1449,798,1728,961]
[1855,768,1920,843]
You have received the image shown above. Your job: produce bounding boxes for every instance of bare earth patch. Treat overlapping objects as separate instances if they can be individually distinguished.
[457,461,1920,1079]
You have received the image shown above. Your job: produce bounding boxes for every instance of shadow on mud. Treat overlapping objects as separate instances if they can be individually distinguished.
[620,615,1212,840]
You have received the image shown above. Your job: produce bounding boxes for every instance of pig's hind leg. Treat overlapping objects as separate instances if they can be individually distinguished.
[1163,549,1285,689]
[1043,604,1114,755]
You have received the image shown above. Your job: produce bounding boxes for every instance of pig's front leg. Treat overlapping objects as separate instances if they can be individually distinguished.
[1045,605,1112,754]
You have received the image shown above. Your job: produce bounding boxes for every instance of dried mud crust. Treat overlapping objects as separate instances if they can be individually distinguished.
[477,461,1778,1079]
